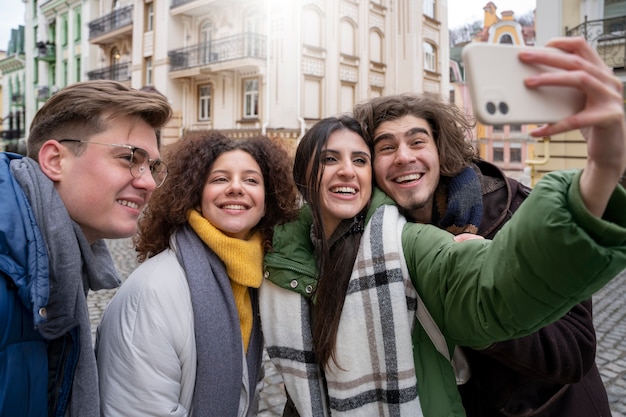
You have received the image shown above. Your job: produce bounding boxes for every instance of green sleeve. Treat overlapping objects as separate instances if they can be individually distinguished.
[403,170,626,348]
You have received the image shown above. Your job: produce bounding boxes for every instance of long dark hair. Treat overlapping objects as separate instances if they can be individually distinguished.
[293,115,371,368]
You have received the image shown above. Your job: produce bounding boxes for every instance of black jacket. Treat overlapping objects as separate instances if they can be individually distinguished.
[458,160,611,417]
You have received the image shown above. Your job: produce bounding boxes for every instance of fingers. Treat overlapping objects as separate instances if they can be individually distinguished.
[517,37,624,137]
[453,233,485,243]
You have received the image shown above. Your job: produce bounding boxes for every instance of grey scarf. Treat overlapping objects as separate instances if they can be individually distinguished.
[175,224,263,417]
[11,157,120,417]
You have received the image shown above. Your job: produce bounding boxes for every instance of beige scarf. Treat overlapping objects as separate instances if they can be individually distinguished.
[187,209,263,351]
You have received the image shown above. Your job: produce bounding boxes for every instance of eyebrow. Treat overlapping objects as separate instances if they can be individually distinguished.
[373,126,431,144]
[210,169,262,176]
[322,149,371,159]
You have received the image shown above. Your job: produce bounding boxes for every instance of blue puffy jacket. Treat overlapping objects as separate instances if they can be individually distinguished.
[0,152,49,416]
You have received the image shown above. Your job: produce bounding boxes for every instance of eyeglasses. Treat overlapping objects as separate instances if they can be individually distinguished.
[58,139,168,188]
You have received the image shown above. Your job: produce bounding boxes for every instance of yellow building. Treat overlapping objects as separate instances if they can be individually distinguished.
[453,2,537,183]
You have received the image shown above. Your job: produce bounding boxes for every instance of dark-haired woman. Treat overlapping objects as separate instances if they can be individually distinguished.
[259,115,626,416]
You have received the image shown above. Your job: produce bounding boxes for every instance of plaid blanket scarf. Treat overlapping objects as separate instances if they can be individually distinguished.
[260,205,423,416]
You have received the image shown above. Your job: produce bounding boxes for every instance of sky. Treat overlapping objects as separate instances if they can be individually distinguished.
[1,0,25,51]
[448,0,536,29]
[0,0,537,52]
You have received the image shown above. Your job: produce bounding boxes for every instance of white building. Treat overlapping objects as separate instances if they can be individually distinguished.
[14,0,449,147]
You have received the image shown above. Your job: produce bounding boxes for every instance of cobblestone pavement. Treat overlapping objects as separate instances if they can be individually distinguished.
[90,238,626,416]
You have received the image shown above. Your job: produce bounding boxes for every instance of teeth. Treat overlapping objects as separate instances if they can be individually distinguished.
[118,200,139,210]
[331,187,356,194]
[394,173,422,183]
[222,204,246,210]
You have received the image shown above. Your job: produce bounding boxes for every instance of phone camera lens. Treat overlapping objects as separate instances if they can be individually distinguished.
[499,102,509,115]
[486,102,496,115]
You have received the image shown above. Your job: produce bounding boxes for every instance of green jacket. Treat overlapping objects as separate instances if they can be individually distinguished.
[264,170,626,416]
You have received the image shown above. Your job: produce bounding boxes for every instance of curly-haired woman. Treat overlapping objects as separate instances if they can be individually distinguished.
[96,131,299,417]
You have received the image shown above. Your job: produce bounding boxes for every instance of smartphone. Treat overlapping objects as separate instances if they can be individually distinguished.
[461,43,585,125]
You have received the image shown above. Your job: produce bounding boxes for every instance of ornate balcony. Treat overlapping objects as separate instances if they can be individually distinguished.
[87,62,131,82]
[36,42,56,62]
[168,33,265,74]
[566,15,626,69]
[88,5,133,44]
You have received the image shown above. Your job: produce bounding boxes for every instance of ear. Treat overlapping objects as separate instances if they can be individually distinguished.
[38,140,66,181]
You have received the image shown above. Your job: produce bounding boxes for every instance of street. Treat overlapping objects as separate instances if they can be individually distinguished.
[90,238,626,416]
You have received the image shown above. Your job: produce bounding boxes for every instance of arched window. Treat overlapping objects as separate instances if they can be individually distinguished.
[200,20,214,63]
[423,42,436,72]
[499,34,514,44]
[369,30,383,63]
[244,10,261,57]
[302,7,322,47]
[340,19,356,56]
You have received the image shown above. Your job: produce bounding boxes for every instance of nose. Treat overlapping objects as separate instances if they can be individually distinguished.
[226,178,244,194]
[132,170,157,191]
[393,143,415,165]
[337,160,356,178]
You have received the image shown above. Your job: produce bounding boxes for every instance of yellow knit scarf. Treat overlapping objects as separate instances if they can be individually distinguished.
[187,209,264,352]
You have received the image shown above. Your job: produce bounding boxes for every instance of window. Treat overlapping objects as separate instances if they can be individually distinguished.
[200,21,213,64]
[76,56,81,81]
[423,0,435,19]
[243,79,259,118]
[304,78,321,119]
[62,14,68,46]
[340,84,355,114]
[49,22,56,44]
[340,19,355,56]
[145,57,152,86]
[198,84,211,121]
[145,3,154,32]
[369,30,382,63]
[50,63,56,86]
[493,145,504,162]
[74,8,81,41]
[510,124,522,132]
[493,124,504,132]
[509,143,522,163]
[63,60,68,87]
[423,42,436,72]
[245,10,262,57]
[499,34,513,44]
[303,8,321,47]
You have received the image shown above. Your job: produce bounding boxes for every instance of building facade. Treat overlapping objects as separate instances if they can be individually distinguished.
[0,26,26,153]
[6,0,450,150]
[534,0,626,177]
[449,2,536,183]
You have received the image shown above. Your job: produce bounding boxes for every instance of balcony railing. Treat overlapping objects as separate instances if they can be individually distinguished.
[88,5,133,40]
[168,33,266,72]
[566,15,626,68]
[36,42,56,62]
[87,62,131,82]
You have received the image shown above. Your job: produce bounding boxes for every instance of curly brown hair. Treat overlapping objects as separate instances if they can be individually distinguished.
[353,93,478,176]
[134,131,300,262]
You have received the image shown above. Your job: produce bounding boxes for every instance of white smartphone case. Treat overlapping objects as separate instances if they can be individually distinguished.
[462,43,585,125]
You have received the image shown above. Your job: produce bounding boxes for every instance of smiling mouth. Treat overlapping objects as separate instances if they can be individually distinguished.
[117,199,139,210]
[393,173,423,184]
[331,186,357,195]
[221,204,248,210]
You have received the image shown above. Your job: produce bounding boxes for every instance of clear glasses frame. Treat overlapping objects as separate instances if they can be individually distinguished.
[58,139,168,188]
